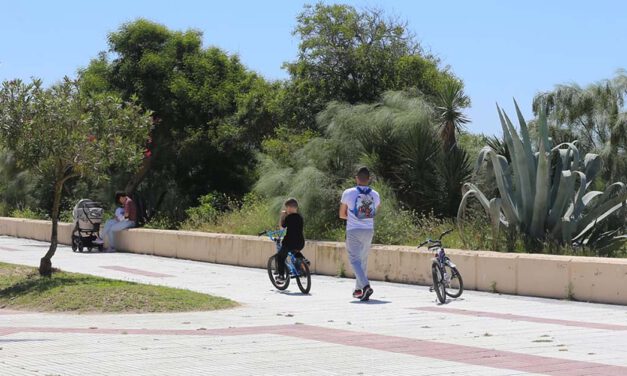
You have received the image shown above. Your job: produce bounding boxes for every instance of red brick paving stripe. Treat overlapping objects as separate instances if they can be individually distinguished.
[0,328,21,336]
[279,326,626,376]
[100,265,174,278]
[2,324,625,375]
[414,306,627,331]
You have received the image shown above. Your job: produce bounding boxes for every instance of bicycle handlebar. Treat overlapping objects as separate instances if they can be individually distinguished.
[258,229,286,238]
[417,229,453,248]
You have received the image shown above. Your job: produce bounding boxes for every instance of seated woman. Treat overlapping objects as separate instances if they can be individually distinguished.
[94,191,137,252]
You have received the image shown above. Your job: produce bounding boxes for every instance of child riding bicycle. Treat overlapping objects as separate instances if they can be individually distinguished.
[275,198,305,283]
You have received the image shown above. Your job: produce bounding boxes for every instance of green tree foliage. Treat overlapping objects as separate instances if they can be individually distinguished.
[435,80,470,151]
[533,70,627,183]
[283,3,463,129]
[80,19,282,219]
[0,149,37,215]
[0,78,152,276]
[255,91,472,240]
[457,132,489,161]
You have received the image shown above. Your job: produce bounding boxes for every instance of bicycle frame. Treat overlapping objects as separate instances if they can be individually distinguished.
[418,230,455,283]
[261,229,302,277]
[429,245,456,269]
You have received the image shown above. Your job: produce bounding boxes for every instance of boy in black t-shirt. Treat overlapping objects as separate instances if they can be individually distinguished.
[276,198,305,282]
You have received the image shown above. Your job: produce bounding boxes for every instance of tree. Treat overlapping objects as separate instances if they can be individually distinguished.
[283,3,462,129]
[533,70,627,183]
[0,149,37,215]
[80,19,282,220]
[435,80,470,151]
[0,78,152,276]
[256,91,472,239]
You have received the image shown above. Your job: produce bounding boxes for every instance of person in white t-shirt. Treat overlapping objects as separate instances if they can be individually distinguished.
[339,167,381,301]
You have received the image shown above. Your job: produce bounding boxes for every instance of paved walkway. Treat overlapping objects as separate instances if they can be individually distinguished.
[1,235,626,376]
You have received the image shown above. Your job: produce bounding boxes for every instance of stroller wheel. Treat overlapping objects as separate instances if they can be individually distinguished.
[98,245,104,252]
[87,247,93,252]
[78,243,84,252]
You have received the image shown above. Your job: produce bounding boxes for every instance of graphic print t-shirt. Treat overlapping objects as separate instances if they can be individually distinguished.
[341,186,381,231]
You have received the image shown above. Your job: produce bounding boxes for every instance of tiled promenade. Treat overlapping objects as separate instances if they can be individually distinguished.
[1,236,626,375]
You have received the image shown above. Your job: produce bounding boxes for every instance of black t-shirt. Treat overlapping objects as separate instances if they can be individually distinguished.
[282,213,305,251]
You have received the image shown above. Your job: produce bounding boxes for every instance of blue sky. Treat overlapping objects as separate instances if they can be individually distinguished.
[1,0,625,135]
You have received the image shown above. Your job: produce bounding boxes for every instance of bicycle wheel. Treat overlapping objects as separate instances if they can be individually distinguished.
[267,255,290,290]
[295,259,311,294]
[431,262,446,304]
[444,264,464,298]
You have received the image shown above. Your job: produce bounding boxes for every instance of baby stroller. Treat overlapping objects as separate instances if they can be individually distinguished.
[71,199,104,252]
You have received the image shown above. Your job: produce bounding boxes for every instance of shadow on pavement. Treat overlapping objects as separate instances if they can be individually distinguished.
[275,290,312,297]
[350,299,391,304]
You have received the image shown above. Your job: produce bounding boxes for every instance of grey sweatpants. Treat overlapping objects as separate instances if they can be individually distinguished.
[346,228,374,290]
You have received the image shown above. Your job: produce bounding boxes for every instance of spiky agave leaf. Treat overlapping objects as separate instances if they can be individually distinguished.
[458,101,627,252]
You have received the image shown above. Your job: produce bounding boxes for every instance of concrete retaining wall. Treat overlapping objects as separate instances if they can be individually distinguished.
[1,217,626,305]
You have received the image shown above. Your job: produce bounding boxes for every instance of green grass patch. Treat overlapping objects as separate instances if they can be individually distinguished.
[0,262,237,313]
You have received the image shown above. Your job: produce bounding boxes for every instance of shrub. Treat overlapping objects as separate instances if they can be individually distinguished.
[458,102,627,253]
[10,208,47,220]
[183,192,234,229]
[181,193,276,235]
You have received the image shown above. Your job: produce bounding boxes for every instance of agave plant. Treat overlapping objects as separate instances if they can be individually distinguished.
[458,101,627,252]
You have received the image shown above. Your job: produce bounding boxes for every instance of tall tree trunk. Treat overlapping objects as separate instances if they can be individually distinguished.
[440,120,457,152]
[125,155,152,195]
[39,179,63,277]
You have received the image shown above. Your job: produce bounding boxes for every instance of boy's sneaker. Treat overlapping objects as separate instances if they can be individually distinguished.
[275,274,286,284]
[361,285,374,301]
[352,289,364,299]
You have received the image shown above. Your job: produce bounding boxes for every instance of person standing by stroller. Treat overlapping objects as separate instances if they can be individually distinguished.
[94,191,137,252]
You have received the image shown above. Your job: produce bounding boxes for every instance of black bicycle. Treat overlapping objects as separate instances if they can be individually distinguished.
[418,229,464,303]
[259,229,311,294]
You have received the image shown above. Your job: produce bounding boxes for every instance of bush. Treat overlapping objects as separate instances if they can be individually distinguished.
[143,213,180,230]
[183,192,234,229]
[181,193,276,235]
[10,208,47,220]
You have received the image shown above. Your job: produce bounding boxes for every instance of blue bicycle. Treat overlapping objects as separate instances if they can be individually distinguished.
[259,229,311,294]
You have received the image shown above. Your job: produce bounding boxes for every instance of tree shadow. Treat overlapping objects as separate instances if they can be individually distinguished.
[0,270,102,298]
